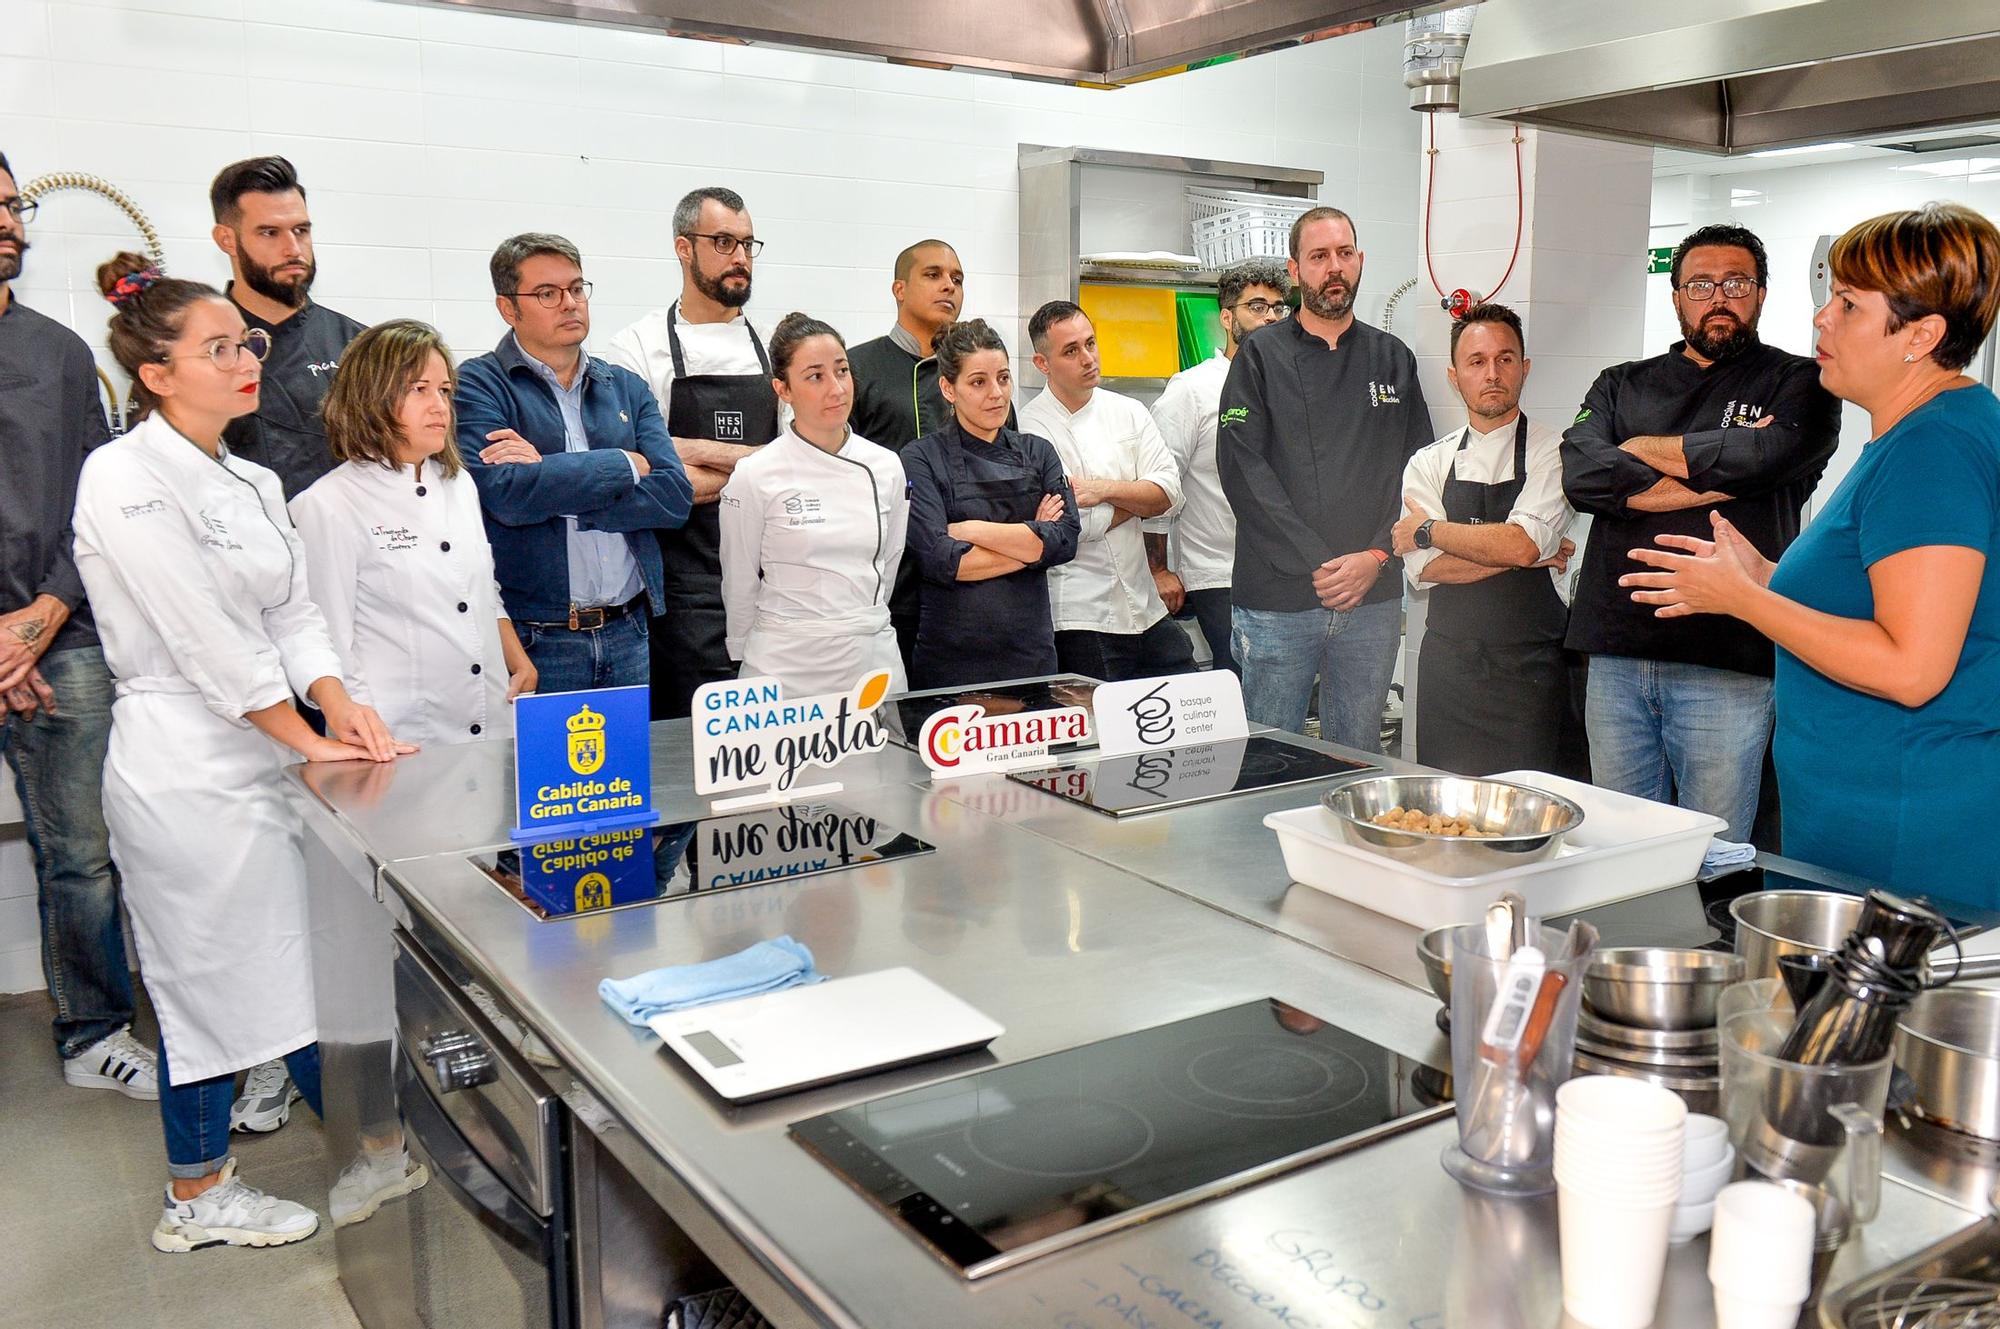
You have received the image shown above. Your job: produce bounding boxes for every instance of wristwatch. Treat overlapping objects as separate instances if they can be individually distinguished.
[1414,519,1437,550]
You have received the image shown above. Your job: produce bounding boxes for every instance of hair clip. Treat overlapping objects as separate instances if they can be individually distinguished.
[107,267,164,308]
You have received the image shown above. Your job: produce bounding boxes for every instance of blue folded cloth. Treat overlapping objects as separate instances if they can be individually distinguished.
[599,935,823,1026]
[1702,838,1758,871]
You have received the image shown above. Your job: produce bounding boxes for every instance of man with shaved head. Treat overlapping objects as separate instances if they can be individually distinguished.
[849,238,1012,670]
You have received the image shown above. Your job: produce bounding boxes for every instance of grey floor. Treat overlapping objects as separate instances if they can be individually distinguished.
[1,990,361,1329]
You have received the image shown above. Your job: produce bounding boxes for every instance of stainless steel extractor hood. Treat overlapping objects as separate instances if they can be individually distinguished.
[1457,0,2000,155]
[400,0,1431,85]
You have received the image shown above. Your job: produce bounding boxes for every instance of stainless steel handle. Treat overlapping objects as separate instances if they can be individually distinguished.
[420,1028,497,1093]
[1928,954,2000,985]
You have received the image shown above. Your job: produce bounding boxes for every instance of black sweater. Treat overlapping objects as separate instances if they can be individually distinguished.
[1561,338,1840,675]
[1217,317,1433,611]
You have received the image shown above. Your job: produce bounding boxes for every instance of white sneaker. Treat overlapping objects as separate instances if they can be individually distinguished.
[151,1158,319,1253]
[229,1060,300,1133]
[329,1147,429,1226]
[63,1028,159,1101]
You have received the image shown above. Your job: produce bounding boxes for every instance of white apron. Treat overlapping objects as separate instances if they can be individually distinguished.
[73,416,346,1083]
[718,426,910,697]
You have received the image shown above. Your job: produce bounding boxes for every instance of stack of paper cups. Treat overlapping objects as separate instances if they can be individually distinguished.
[1708,1182,1818,1329]
[1554,1075,1688,1329]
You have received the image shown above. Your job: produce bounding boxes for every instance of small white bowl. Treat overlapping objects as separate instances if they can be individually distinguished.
[1681,1145,1737,1205]
[1669,1197,1718,1245]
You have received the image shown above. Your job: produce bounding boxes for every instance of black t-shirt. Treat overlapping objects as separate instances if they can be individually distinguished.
[1217,317,1433,612]
[222,291,365,500]
[1561,338,1841,676]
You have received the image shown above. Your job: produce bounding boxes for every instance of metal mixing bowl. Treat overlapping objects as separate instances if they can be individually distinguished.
[1896,986,2000,1141]
[1321,776,1584,877]
[1582,947,1746,1031]
[1572,1053,1722,1115]
[1729,890,1864,981]
[1416,926,1454,1006]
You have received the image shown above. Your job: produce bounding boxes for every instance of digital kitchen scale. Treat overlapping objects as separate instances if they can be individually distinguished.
[1004,734,1376,816]
[792,998,1448,1277]
[886,676,1101,750]
[650,968,1004,1103]
[469,802,934,920]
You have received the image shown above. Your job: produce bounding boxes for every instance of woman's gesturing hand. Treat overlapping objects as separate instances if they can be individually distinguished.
[1620,511,1774,618]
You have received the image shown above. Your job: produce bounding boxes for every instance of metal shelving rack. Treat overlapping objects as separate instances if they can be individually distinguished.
[1017,144,1322,389]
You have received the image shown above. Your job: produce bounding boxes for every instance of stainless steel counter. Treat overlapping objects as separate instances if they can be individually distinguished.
[294,714,1986,1329]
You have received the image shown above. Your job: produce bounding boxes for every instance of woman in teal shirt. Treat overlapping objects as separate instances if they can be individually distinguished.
[1623,202,2000,904]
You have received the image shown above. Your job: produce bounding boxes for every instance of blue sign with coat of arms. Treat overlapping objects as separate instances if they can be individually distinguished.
[511,685,654,844]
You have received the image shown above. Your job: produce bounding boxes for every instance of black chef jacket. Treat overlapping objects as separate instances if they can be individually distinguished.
[901,420,1081,690]
[1217,316,1433,612]
[1562,338,1840,676]
[0,299,111,654]
[222,287,365,500]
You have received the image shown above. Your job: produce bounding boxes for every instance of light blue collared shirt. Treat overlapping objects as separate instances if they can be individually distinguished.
[517,336,644,610]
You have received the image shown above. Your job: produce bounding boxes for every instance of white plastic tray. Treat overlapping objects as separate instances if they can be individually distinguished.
[1264,770,1725,930]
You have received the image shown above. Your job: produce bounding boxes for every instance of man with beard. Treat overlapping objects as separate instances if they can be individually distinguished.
[210,156,365,500]
[1147,258,1292,673]
[1217,207,1432,750]
[1393,304,1580,776]
[605,187,784,717]
[1562,223,1839,841]
[0,150,155,1098]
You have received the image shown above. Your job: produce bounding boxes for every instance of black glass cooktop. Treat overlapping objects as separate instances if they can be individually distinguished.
[1004,734,1376,816]
[791,998,1447,1277]
[470,802,933,920]
[887,676,1101,749]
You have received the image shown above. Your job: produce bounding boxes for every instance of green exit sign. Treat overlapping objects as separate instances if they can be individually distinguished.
[1648,246,1674,275]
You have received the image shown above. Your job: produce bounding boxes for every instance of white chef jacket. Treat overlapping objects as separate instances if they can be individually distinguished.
[290,458,515,748]
[1144,351,1236,593]
[717,425,910,696]
[72,414,346,1082]
[601,306,794,433]
[1401,413,1575,602]
[1019,385,1183,635]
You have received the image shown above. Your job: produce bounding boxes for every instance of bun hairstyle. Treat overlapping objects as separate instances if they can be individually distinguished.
[767,311,845,382]
[933,317,1008,383]
[95,251,225,416]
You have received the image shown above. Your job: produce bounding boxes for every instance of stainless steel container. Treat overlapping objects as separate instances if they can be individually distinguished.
[1896,986,2000,1141]
[1321,776,1583,877]
[1731,890,1865,981]
[1582,946,1746,1031]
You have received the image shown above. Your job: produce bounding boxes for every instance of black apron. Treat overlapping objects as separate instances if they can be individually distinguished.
[1417,416,1574,777]
[911,424,1060,691]
[653,304,782,719]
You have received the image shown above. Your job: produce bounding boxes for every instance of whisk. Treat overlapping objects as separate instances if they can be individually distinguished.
[1845,1277,2000,1329]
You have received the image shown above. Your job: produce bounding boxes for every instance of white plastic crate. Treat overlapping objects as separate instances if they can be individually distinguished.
[1264,770,1726,930]
[1185,186,1314,269]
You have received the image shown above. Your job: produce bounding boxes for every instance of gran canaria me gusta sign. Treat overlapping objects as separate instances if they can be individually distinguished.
[511,684,654,843]
[692,671,894,812]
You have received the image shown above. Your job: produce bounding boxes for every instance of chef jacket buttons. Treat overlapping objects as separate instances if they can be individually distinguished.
[470,724,482,735]
[440,541,451,552]
[415,485,427,496]
[457,601,468,613]
[470,664,482,675]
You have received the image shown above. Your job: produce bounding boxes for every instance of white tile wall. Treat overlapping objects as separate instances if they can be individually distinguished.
[0,0,1425,989]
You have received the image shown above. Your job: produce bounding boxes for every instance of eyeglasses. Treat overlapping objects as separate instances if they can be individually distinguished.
[1676,277,1761,301]
[0,196,36,223]
[505,281,594,309]
[1229,299,1291,319]
[164,328,273,370]
[682,232,764,259]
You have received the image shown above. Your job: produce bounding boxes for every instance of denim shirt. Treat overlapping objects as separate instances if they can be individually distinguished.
[518,337,645,608]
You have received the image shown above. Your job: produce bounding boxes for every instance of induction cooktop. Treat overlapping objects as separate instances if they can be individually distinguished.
[470,802,934,920]
[791,998,1448,1277]
[1004,734,1377,816]
[886,676,1101,750]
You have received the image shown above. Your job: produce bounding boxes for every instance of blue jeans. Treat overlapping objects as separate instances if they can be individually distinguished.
[159,1036,323,1178]
[1181,588,1238,675]
[0,645,134,1058]
[1585,655,1773,842]
[1232,598,1402,753]
[518,610,650,694]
